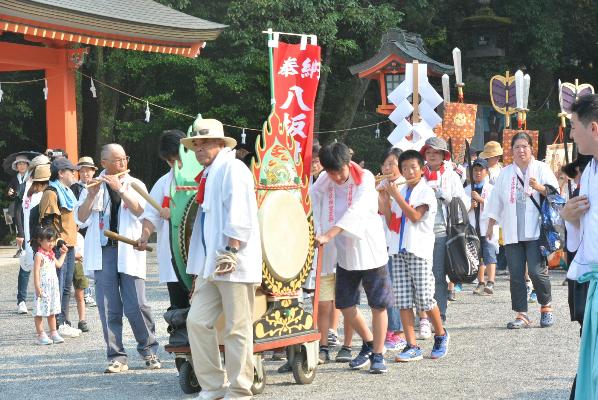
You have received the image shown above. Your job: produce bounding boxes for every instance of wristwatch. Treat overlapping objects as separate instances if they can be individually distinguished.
[225,246,239,254]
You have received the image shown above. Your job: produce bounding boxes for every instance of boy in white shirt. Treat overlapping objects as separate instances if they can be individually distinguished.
[385,150,449,362]
[312,143,392,374]
[465,159,499,295]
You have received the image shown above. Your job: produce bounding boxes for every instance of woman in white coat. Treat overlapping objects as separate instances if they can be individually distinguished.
[486,132,559,329]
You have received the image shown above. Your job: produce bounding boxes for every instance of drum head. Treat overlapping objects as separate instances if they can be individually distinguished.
[259,191,310,281]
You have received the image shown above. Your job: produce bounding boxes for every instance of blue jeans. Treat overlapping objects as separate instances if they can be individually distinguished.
[17,267,31,304]
[432,235,448,322]
[56,247,76,325]
[387,257,403,332]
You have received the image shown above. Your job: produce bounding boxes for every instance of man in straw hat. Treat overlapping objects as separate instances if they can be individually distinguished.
[479,141,503,185]
[182,116,261,400]
[77,144,160,373]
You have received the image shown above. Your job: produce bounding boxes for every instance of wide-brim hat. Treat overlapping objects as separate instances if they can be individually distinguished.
[181,117,237,150]
[28,154,51,174]
[11,155,30,171]
[77,156,97,170]
[31,163,51,182]
[419,137,451,161]
[479,141,503,159]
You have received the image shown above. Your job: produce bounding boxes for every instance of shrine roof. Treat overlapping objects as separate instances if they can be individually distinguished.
[0,0,227,57]
[349,29,454,77]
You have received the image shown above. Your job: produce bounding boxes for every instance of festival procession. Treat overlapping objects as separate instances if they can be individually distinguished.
[0,0,597,399]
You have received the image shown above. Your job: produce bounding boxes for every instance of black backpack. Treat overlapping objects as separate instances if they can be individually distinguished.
[444,197,480,283]
[28,186,58,240]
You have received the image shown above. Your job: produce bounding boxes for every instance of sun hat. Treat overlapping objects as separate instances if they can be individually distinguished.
[77,156,97,170]
[28,154,50,174]
[31,164,51,182]
[419,137,451,161]
[181,115,237,150]
[479,141,503,159]
[11,155,30,171]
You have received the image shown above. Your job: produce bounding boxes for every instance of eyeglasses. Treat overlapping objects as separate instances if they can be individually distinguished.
[106,156,130,164]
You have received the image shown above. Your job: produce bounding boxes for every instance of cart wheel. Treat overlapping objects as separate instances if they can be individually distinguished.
[291,348,316,385]
[175,357,185,372]
[179,360,201,394]
[251,355,266,395]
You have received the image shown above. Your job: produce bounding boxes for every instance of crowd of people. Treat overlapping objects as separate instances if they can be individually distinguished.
[5,94,598,399]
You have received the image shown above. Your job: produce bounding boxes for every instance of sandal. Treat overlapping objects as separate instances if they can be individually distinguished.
[540,306,555,328]
[507,314,532,329]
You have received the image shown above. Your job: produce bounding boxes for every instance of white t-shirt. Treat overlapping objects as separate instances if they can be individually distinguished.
[389,179,437,260]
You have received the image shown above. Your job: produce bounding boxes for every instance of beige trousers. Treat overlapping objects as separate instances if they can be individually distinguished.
[188,279,255,399]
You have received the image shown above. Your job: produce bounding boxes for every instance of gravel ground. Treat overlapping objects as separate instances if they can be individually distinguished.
[0,246,579,399]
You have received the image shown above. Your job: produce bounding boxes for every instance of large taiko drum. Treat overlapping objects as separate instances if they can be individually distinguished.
[259,190,311,282]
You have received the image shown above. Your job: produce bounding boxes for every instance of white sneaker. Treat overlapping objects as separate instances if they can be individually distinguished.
[84,295,97,307]
[17,301,28,314]
[58,323,81,338]
[418,318,432,340]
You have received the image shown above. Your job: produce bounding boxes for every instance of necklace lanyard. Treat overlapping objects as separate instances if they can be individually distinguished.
[398,187,413,253]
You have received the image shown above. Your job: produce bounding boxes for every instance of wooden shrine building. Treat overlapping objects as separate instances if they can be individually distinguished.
[349,29,453,116]
[0,0,226,160]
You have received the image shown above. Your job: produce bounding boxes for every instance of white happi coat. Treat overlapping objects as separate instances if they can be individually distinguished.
[310,169,388,271]
[75,171,148,279]
[140,171,178,283]
[186,148,262,283]
[485,159,559,245]
[566,158,598,280]
[464,180,499,243]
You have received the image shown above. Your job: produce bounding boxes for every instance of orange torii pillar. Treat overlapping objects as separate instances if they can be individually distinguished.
[45,47,79,161]
[0,41,80,161]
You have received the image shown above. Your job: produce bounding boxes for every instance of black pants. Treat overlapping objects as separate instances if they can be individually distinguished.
[167,281,190,309]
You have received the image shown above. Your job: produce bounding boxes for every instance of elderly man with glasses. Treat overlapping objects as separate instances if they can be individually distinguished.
[77,143,160,373]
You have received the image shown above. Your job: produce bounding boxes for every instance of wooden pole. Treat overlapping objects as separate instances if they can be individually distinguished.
[412,60,420,124]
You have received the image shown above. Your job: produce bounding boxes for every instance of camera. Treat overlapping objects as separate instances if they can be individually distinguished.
[55,239,66,249]
[45,149,65,161]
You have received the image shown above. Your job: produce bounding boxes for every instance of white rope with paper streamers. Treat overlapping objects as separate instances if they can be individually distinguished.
[387,62,443,150]
[0,83,3,103]
[43,78,48,100]
[90,77,97,98]
[241,128,246,144]
[375,123,380,139]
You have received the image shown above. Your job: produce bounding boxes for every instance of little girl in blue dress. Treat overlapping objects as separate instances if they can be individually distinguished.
[32,226,68,345]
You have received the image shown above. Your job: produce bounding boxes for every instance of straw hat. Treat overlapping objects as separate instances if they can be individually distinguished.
[31,164,51,182]
[419,137,451,161]
[28,154,50,174]
[77,156,97,170]
[11,155,30,171]
[181,116,237,150]
[479,141,503,159]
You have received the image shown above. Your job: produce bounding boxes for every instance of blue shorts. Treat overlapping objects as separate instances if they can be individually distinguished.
[481,237,498,265]
[335,265,393,310]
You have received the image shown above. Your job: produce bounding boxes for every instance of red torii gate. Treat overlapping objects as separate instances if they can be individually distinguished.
[0,0,226,161]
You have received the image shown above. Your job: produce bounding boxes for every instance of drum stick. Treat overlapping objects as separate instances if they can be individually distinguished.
[86,170,130,188]
[130,182,162,211]
[103,230,153,252]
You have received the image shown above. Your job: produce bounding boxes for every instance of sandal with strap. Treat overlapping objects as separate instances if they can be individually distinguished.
[507,314,532,329]
[540,306,555,328]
